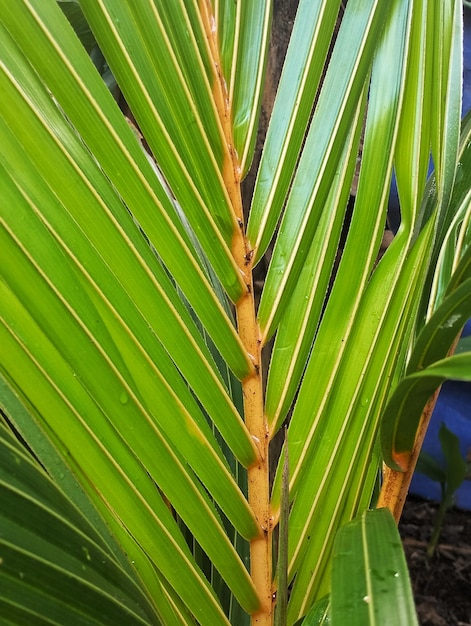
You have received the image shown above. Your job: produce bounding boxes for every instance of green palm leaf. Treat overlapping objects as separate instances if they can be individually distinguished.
[1,1,470,625]
[256,0,389,341]
[0,419,160,626]
[215,0,272,175]
[382,353,471,472]
[331,509,418,625]
[247,0,342,264]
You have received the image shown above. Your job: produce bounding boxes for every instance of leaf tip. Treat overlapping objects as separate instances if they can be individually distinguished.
[391,450,411,473]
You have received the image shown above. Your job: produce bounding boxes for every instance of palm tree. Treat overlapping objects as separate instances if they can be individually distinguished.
[1,0,471,624]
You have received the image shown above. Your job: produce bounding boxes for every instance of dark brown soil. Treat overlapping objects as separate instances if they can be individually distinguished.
[399,496,471,626]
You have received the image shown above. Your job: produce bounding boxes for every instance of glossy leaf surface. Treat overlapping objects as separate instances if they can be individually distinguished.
[331,509,418,626]
[0,0,469,625]
[0,419,159,626]
[382,353,471,471]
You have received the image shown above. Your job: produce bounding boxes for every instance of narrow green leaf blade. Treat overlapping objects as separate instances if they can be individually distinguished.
[0,422,159,626]
[330,509,418,626]
[0,140,256,475]
[393,0,433,221]
[221,0,272,176]
[248,0,342,263]
[4,162,248,465]
[265,97,365,432]
[298,595,330,626]
[0,27,256,464]
[0,1,250,372]
[422,116,471,319]
[257,0,389,341]
[274,0,415,507]
[430,0,462,217]
[282,220,434,621]
[78,0,240,255]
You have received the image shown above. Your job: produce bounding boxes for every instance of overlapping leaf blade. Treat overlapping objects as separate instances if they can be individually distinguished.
[0,0,469,624]
[299,596,330,626]
[257,0,389,342]
[274,0,412,518]
[0,71,257,472]
[0,420,161,626]
[381,111,471,473]
[393,0,433,221]
[282,209,434,622]
[407,278,471,373]
[1,381,193,626]
[0,274,260,621]
[215,0,272,177]
[247,0,342,264]
[0,1,265,621]
[429,0,462,216]
[424,111,471,315]
[0,0,250,365]
[265,0,461,619]
[265,99,366,433]
[78,0,240,249]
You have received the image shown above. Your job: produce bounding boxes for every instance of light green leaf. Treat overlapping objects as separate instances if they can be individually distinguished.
[78,0,238,254]
[393,0,433,221]
[219,0,272,176]
[0,279,260,619]
[247,0,342,263]
[0,1,250,359]
[267,2,441,618]
[257,0,389,341]
[0,23,257,466]
[281,208,435,621]
[429,0,462,216]
[330,509,418,626]
[0,146,256,475]
[415,21,467,319]
[425,119,471,314]
[265,95,366,433]
[0,0,468,623]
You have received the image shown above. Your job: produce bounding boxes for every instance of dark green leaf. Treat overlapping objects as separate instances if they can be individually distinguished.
[439,422,467,496]
[331,509,418,626]
[0,421,159,626]
[406,278,471,373]
[416,451,447,484]
[57,0,96,53]
[382,353,471,471]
